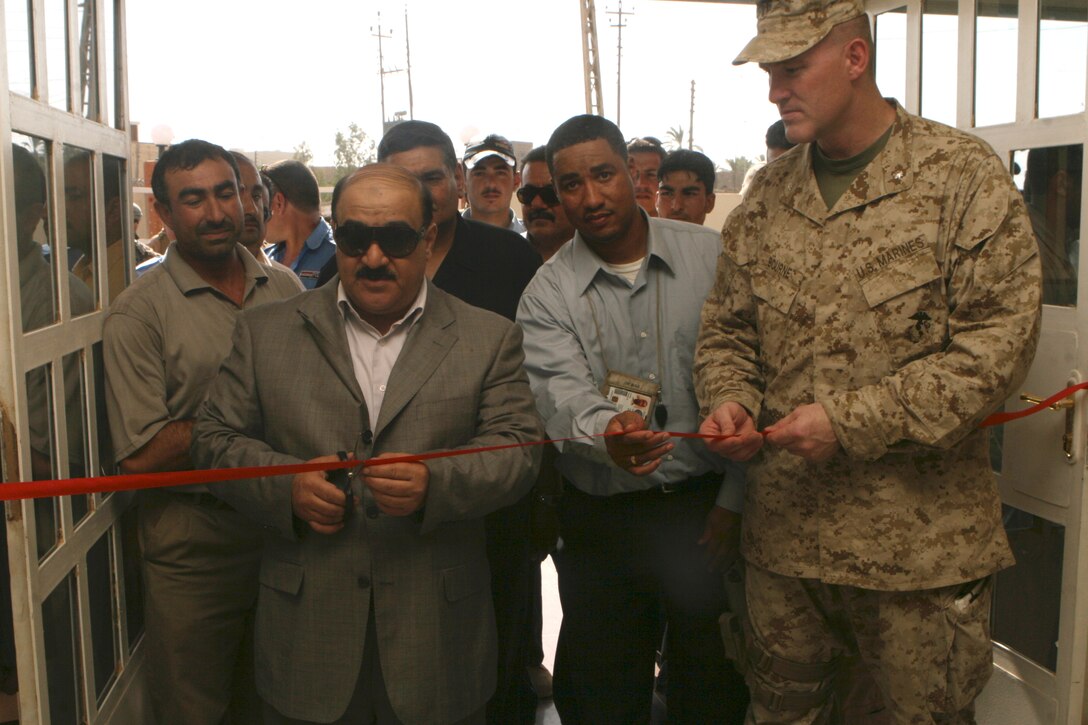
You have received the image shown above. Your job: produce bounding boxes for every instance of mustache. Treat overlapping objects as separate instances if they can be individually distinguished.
[356,266,396,281]
[527,209,556,223]
[243,213,261,227]
[197,218,236,234]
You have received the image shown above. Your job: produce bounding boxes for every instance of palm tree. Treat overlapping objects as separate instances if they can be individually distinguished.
[666,125,685,150]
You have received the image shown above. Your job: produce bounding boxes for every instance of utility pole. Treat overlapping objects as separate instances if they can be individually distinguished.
[607,1,633,128]
[580,0,604,116]
[688,80,695,150]
[371,12,404,127]
[405,6,415,119]
[371,13,391,125]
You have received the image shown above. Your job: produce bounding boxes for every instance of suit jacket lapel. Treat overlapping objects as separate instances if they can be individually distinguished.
[375,283,457,438]
[297,283,366,407]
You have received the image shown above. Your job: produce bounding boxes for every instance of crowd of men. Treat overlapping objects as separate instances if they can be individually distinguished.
[6,0,1047,722]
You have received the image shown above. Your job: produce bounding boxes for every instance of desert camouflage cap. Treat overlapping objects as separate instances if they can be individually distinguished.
[733,0,866,66]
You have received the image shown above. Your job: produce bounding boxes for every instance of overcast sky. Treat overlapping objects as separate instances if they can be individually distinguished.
[125,0,780,168]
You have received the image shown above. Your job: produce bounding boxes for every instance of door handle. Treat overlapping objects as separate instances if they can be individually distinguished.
[1019,392,1075,459]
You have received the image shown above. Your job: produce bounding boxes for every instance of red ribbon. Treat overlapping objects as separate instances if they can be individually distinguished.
[0,433,620,502]
[3,383,1083,502]
[978,381,1088,428]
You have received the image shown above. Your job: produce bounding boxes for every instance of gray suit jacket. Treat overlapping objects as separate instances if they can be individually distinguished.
[192,280,542,724]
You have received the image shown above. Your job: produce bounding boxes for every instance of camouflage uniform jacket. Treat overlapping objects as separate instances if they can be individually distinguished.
[694,104,1042,591]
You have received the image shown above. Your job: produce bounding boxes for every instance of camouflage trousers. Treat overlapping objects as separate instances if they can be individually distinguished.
[743,563,994,725]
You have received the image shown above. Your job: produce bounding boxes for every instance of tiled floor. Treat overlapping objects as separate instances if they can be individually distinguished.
[535,557,562,725]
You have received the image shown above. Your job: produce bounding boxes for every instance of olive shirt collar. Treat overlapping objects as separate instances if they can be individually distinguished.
[161,241,271,302]
[783,100,916,225]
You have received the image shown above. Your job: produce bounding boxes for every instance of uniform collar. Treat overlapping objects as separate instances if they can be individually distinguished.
[304,217,333,251]
[783,100,915,225]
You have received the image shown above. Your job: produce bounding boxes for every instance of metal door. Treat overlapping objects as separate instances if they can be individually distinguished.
[871,0,1088,721]
[0,1,149,722]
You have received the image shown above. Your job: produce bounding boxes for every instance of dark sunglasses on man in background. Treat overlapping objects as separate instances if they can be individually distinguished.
[516,184,560,207]
[333,220,426,258]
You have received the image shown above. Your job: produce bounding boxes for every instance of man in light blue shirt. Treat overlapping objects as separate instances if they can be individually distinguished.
[516,114,747,724]
[264,159,336,288]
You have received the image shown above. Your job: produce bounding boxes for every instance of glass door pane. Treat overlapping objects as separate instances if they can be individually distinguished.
[25,364,60,560]
[875,7,908,106]
[45,0,68,112]
[42,573,84,723]
[12,134,59,332]
[1011,144,1083,307]
[991,505,1064,672]
[976,0,1018,126]
[922,0,959,125]
[5,0,35,97]
[1038,0,1088,118]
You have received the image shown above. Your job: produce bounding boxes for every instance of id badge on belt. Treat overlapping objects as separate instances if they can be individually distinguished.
[601,370,660,423]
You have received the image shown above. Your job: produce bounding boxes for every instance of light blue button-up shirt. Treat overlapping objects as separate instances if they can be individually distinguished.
[517,214,744,511]
[268,217,336,289]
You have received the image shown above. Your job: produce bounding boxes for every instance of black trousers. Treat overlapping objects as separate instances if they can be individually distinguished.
[552,480,748,725]
[484,493,537,724]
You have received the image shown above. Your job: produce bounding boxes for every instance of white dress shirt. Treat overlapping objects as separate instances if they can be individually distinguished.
[337,282,427,430]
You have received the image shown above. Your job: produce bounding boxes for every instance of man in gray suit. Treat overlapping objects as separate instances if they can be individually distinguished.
[192,164,543,725]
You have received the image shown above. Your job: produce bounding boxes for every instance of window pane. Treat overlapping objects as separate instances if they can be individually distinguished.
[975,0,1018,126]
[4,0,34,96]
[1039,0,1088,118]
[25,364,60,560]
[45,0,68,112]
[87,531,118,701]
[104,0,118,128]
[61,351,90,524]
[63,145,99,314]
[921,0,958,125]
[992,505,1063,671]
[103,155,128,303]
[12,134,58,332]
[875,8,908,106]
[42,573,84,723]
[1011,144,1082,306]
[74,0,97,120]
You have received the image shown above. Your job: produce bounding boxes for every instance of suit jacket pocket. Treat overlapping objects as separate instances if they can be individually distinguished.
[259,557,304,595]
[442,563,488,602]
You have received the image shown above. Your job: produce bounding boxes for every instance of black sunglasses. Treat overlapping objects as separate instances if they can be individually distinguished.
[334,220,426,259]
[516,184,560,206]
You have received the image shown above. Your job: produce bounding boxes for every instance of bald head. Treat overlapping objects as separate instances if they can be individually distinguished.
[332,164,433,228]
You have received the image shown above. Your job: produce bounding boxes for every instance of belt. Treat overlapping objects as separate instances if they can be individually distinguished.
[655,470,721,494]
[564,470,722,498]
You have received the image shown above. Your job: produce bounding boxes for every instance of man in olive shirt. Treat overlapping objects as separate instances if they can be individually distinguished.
[103,139,301,725]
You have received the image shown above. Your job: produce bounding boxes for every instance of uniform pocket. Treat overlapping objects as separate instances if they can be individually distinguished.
[934,577,994,716]
[857,249,946,365]
[750,263,800,316]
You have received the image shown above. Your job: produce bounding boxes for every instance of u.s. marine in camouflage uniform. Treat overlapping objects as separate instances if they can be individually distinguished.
[693,0,1042,723]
